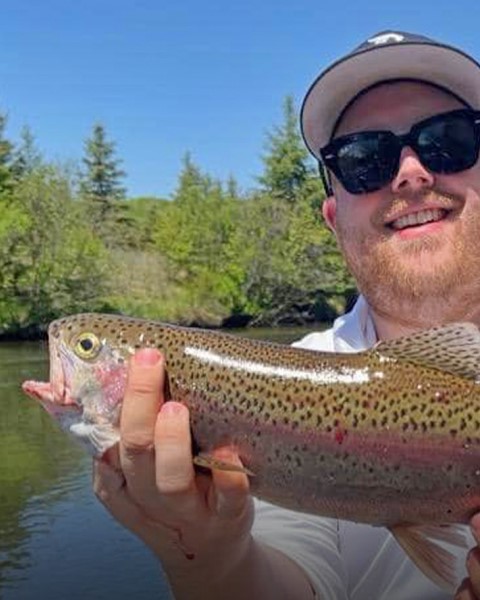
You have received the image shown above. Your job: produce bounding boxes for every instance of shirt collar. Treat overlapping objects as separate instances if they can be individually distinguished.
[332,295,378,353]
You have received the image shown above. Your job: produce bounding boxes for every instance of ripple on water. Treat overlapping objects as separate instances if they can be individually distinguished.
[2,461,172,600]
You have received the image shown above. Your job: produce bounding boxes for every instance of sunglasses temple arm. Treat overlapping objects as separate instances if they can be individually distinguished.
[318,161,333,197]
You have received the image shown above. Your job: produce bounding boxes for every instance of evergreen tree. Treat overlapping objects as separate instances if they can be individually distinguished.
[80,122,127,244]
[258,95,311,203]
[246,95,356,322]
[11,126,42,180]
[0,164,108,331]
[153,154,244,324]
[225,174,240,199]
[0,113,14,195]
[175,152,208,203]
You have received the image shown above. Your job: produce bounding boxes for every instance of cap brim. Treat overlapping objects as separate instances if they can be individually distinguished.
[301,42,480,159]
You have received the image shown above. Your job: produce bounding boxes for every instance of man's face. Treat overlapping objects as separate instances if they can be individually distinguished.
[324,81,480,320]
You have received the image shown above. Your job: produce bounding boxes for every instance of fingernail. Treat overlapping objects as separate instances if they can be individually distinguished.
[161,401,185,416]
[133,347,161,366]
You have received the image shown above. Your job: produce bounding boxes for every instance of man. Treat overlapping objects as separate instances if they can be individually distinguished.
[93,31,480,599]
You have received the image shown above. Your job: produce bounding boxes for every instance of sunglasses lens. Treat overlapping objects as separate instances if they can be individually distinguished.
[330,132,399,194]
[416,112,479,173]
[321,110,480,195]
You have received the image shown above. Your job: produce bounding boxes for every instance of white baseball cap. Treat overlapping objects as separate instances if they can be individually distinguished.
[300,30,480,160]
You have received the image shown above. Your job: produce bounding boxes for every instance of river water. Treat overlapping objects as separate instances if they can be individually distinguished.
[0,326,322,600]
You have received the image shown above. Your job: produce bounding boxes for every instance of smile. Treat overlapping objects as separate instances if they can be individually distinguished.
[389,208,449,231]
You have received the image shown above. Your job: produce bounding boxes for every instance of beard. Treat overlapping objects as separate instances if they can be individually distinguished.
[335,189,480,326]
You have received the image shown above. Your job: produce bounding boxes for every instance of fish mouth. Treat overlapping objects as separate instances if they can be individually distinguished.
[22,341,84,445]
[22,338,79,430]
[22,339,74,407]
[22,337,121,457]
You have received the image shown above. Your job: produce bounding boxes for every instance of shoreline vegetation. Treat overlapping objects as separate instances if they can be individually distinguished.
[0,97,356,342]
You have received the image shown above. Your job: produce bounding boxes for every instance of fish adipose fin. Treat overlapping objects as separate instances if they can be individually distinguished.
[390,523,467,591]
[193,453,255,476]
[373,322,480,380]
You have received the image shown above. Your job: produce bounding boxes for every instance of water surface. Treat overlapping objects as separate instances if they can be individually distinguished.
[0,325,323,599]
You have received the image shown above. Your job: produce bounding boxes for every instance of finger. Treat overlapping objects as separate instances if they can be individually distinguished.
[93,458,171,552]
[467,548,480,595]
[154,401,198,510]
[454,578,475,600]
[120,348,165,499]
[210,447,251,519]
[121,348,165,450]
[471,514,480,545]
[93,458,142,528]
[102,444,121,469]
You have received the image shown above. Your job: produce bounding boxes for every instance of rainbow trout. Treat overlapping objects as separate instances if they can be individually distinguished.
[22,313,480,590]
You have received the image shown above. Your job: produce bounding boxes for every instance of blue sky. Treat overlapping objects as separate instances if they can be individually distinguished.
[1,0,479,198]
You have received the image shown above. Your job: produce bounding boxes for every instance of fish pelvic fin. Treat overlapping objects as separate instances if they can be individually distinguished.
[373,322,480,381]
[390,523,467,592]
[193,453,255,477]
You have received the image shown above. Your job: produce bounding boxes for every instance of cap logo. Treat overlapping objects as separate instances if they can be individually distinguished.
[367,32,405,45]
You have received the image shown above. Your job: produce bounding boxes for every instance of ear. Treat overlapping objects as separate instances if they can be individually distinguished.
[322,196,337,232]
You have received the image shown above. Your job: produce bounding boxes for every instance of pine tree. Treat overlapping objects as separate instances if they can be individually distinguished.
[175,152,207,203]
[11,126,42,180]
[80,123,127,244]
[258,95,311,203]
[0,113,14,195]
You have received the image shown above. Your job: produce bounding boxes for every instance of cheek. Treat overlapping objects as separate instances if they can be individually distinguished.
[464,185,480,209]
[437,167,480,202]
[334,196,379,241]
[94,364,128,411]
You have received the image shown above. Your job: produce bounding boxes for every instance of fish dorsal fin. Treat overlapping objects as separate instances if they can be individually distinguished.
[390,523,467,591]
[373,322,480,380]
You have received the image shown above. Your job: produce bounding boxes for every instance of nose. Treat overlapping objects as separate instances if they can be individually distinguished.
[390,147,435,195]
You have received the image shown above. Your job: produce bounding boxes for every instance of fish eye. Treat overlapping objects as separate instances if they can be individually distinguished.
[73,332,102,360]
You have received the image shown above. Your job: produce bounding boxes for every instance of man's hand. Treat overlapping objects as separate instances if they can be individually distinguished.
[93,347,254,592]
[455,515,480,599]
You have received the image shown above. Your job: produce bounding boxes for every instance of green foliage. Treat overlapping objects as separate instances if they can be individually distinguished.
[258,96,311,203]
[0,165,109,333]
[152,154,246,323]
[245,96,355,323]
[123,196,170,249]
[79,122,128,246]
[0,97,355,335]
[0,113,15,196]
[11,126,43,180]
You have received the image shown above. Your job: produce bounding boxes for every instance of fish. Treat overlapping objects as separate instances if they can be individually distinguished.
[22,312,480,591]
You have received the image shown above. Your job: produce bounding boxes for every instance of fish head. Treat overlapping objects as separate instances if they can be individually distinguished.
[23,314,132,456]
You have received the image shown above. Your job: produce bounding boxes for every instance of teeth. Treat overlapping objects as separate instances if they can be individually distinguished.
[391,209,445,230]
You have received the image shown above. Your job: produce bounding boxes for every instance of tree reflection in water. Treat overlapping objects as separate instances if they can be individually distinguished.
[0,341,86,591]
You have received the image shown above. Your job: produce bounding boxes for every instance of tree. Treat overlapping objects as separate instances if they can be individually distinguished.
[258,95,311,203]
[11,126,42,180]
[0,165,109,333]
[153,154,244,324]
[0,113,15,196]
[243,96,355,323]
[79,122,127,244]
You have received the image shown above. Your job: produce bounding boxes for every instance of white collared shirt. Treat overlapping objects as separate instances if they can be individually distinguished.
[251,296,470,599]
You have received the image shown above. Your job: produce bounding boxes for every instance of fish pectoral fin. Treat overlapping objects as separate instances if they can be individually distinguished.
[390,523,466,592]
[373,322,480,380]
[411,523,468,547]
[193,453,255,477]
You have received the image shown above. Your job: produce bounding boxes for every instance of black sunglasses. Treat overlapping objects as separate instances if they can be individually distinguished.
[319,109,480,195]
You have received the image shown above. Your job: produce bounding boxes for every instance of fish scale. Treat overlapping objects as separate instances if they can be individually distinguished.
[23,313,480,591]
[48,313,480,519]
